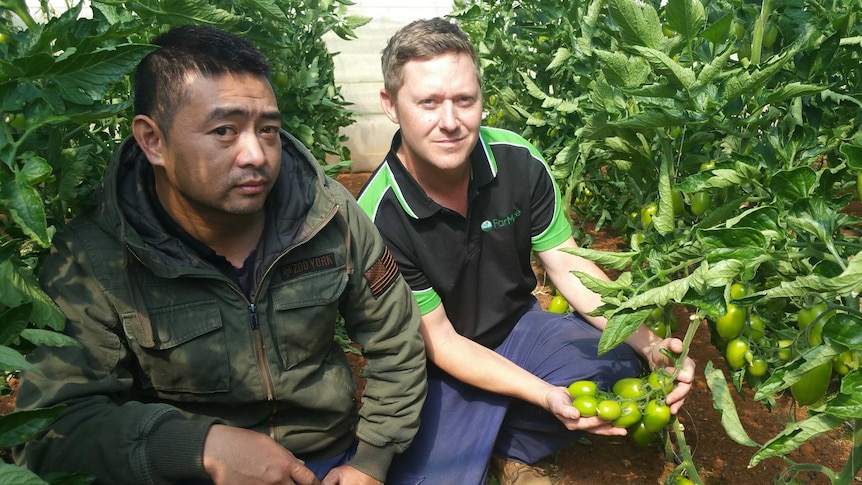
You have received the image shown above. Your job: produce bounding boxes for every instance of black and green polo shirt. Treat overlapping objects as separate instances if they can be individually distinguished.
[357,127,571,349]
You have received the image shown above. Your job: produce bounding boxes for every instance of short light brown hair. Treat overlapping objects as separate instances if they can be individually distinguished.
[381,17,480,97]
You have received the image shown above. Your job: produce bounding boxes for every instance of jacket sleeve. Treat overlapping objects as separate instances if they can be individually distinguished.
[13,219,219,485]
[333,187,427,481]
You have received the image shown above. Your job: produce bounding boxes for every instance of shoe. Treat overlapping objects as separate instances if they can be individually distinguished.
[490,455,555,485]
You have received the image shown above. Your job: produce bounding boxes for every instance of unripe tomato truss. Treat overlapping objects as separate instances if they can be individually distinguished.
[566,370,678,444]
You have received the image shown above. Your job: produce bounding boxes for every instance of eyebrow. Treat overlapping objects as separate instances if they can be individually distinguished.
[206,107,282,123]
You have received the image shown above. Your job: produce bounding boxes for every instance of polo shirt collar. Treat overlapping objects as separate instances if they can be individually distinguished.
[385,129,498,219]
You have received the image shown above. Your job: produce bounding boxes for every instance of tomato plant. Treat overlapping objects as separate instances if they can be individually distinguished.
[0,2,368,483]
[455,0,862,481]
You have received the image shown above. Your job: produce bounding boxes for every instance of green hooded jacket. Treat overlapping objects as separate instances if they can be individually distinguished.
[14,132,426,484]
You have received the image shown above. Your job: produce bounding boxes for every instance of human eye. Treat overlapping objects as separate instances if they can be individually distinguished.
[212,126,236,137]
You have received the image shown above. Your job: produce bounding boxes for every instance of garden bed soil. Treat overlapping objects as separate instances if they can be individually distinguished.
[336,172,855,485]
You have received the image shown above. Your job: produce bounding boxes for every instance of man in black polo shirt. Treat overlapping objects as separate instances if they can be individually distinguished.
[357,17,695,485]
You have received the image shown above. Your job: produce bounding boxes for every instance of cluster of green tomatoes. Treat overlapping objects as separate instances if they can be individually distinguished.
[710,283,858,405]
[566,369,675,447]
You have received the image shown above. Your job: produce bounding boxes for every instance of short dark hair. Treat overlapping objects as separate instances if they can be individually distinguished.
[133,25,271,135]
[381,17,480,97]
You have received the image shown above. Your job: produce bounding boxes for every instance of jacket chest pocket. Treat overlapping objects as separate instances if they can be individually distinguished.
[122,300,230,394]
[269,267,348,370]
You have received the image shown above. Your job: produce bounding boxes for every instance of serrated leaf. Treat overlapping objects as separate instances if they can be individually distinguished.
[750,414,844,467]
[607,0,664,49]
[547,47,572,71]
[595,49,649,87]
[765,82,825,105]
[0,170,52,248]
[520,72,548,101]
[598,308,653,354]
[666,0,706,41]
[632,46,696,91]
[560,246,635,271]
[705,362,759,447]
[0,257,65,331]
[654,153,674,236]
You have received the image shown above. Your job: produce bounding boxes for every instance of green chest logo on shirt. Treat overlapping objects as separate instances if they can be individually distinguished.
[481,209,522,232]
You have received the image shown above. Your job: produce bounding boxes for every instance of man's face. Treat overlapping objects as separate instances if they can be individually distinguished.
[381,52,483,175]
[150,72,282,224]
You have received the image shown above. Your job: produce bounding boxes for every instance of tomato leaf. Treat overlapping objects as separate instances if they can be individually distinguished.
[20,329,80,349]
[666,0,706,41]
[561,246,636,271]
[821,370,862,419]
[0,255,65,332]
[0,168,52,248]
[704,361,759,447]
[0,462,51,484]
[754,345,837,400]
[598,308,654,354]
[0,344,38,373]
[769,167,818,200]
[749,414,844,467]
[0,405,64,448]
[606,0,664,50]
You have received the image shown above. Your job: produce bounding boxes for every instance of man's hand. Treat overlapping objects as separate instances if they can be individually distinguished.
[203,425,321,485]
[645,337,695,414]
[321,465,383,485]
[544,387,628,436]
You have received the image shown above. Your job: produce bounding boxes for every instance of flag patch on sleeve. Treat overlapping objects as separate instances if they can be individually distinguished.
[365,247,399,298]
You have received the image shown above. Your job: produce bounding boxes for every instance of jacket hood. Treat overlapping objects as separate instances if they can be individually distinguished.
[92,131,337,277]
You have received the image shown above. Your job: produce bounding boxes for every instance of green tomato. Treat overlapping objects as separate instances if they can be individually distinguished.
[763,25,778,48]
[797,303,828,329]
[572,395,598,417]
[715,304,745,340]
[612,401,642,428]
[744,315,766,342]
[647,369,674,396]
[832,350,859,376]
[642,399,672,432]
[671,190,684,217]
[791,362,832,406]
[747,357,769,377]
[649,320,670,338]
[547,295,569,314]
[674,477,696,485]
[596,400,622,421]
[690,191,711,216]
[725,338,749,370]
[777,339,794,361]
[730,282,750,300]
[8,113,26,131]
[567,380,597,399]
[641,203,657,229]
[629,420,657,446]
[612,377,645,400]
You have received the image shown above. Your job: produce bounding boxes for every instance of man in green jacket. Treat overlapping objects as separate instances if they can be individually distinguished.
[14,25,426,485]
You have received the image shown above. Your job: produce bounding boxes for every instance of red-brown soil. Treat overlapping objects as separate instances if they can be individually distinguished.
[336,172,855,485]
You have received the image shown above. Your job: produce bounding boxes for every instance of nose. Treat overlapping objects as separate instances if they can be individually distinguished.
[236,130,266,168]
[438,101,459,132]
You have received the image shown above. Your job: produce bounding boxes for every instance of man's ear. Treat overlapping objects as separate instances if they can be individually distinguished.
[132,114,167,168]
[380,88,399,124]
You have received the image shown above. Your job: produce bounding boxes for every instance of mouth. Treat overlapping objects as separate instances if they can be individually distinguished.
[236,179,268,194]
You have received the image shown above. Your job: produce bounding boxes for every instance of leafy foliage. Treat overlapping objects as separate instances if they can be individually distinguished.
[453,0,862,482]
[0,0,365,481]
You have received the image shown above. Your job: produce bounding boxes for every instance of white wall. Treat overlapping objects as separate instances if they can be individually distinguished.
[324,1,454,171]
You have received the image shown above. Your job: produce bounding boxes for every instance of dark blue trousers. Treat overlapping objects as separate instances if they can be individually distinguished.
[386,303,643,485]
